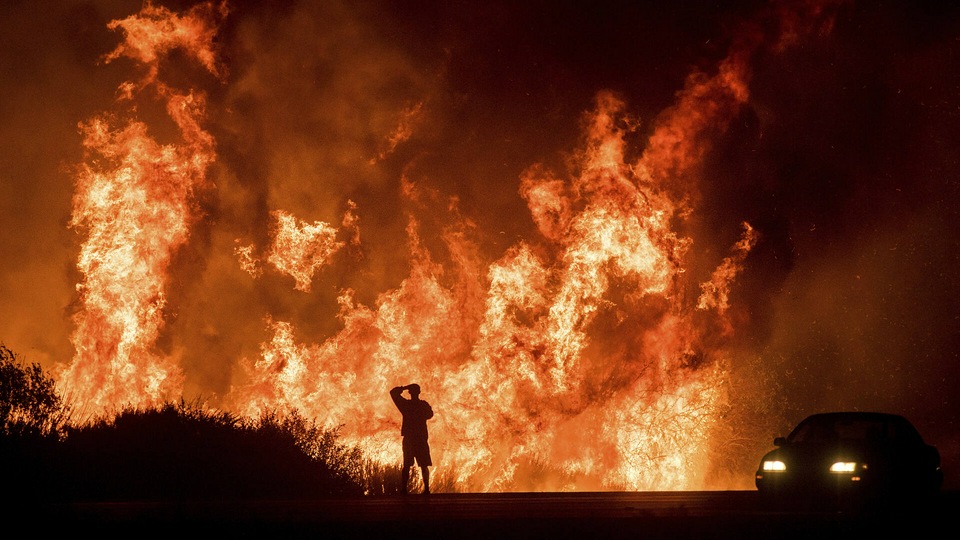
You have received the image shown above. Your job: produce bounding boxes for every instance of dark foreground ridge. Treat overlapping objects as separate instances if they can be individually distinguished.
[12,490,959,539]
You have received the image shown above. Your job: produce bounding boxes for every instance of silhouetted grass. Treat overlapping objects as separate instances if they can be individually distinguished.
[0,345,425,501]
[51,400,367,501]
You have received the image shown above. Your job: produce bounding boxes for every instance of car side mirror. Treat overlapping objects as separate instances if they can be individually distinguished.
[774,437,786,447]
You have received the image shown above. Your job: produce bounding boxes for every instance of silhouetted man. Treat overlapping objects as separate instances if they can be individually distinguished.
[390,383,434,494]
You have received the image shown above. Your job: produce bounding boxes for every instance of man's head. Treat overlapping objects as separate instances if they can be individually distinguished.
[408,384,421,397]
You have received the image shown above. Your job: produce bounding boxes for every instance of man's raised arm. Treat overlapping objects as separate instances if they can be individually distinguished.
[390,385,406,408]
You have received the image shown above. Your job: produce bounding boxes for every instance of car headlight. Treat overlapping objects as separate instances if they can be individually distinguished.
[762,460,786,472]
[829,461,858,473]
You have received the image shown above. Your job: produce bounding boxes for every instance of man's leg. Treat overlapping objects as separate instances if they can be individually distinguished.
[421,466,430,494]
[401,466,410,495]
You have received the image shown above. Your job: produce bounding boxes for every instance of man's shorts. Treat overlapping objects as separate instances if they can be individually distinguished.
[402,436,432,467]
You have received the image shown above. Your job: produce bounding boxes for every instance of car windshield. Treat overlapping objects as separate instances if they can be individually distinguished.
[786,415,922,445]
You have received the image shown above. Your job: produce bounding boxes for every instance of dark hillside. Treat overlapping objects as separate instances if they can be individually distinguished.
[56,403,365,500]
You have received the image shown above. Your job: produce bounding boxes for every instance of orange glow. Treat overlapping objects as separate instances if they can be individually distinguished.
[55,1,839,491]
[57,2,225,418]
[373,102,424,163]
[698,222,759,316]
[266,210,344,292]
[228,85,755,491]
[104,1,228,83]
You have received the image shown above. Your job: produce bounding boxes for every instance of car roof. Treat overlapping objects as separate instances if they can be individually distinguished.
[802,411,910,422]
[788,411,925,443]
[795,412,916,429]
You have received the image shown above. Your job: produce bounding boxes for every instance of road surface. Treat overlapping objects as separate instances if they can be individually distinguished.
[23,490,959,538]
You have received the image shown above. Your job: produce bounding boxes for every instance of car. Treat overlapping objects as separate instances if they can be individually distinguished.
[755,412,943,508]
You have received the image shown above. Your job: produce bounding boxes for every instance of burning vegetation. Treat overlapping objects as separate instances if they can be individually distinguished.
[24,0,863,492]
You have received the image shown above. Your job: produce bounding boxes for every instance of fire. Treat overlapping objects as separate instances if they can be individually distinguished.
[57,1,840,490]
[265,210,345,292]
[104,1,227,82]
[228,88,746,491]
[698,222,759,317]
[58,2,226,417]
[373,102,425,163]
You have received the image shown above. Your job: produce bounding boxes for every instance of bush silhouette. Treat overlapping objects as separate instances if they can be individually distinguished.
[0,343,68,438]
[0,344,399,502]
[0,344,70,500]
[58,401,365,500]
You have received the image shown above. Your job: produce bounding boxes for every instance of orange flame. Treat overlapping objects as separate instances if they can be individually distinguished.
[58,1,841,491]
[227,85,754,491]
[58,2,225,418]
[266,210,345,292]
[698,222,759,316]
[373,102,425,163]
[234,206,359,290]
[104,1,227,83]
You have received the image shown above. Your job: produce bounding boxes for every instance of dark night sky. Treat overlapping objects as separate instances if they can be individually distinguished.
[1,0,959,487]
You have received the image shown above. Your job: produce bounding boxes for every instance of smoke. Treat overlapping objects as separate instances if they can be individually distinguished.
[700,0,960,482]
[1,0,959,489]
[0,1,128,369]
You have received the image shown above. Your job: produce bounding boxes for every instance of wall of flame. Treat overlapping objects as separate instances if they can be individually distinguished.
[3,0,959,491]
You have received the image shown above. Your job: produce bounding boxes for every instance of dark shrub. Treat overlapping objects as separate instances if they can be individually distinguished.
[1,344,374,502]
[0,344,68,438]
[58,401,365,500]
[0,344,69,500]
